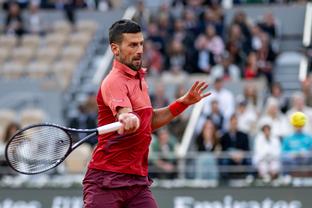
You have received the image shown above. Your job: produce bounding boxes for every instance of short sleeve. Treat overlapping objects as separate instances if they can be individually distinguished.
[101,81,132,116]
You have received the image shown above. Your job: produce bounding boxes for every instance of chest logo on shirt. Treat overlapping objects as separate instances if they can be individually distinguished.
[112,98,125,103]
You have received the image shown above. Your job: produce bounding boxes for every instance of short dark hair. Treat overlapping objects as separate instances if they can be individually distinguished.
[109,19,141,44]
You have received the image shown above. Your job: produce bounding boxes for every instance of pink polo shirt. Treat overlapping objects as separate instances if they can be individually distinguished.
[88,59,153,177]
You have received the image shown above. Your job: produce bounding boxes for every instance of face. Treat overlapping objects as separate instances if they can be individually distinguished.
[111,33,144,71]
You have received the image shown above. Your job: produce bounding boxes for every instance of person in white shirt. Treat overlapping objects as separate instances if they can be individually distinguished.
[286,91,312,135]
[253,121,281,181]
[258,97,289,139]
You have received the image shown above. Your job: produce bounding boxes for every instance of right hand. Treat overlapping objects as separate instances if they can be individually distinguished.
[117,113,140,134]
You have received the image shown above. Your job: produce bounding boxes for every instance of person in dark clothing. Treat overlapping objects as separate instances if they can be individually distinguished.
[219,114,251,179]
[4,2,25,37]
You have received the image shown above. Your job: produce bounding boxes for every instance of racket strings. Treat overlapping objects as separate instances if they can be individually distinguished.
[7,126,71,174]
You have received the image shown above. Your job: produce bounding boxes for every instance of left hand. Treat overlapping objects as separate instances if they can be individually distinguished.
[178,81,211,105]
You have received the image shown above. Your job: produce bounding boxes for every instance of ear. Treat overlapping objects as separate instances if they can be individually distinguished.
[111,43,120,56]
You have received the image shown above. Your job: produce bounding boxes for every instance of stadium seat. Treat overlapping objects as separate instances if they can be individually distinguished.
[76,20,98,34]
[61,46,85,63]
[0,62,25,79]
[11,47,36,64]
[21,35,41,50]
[45,33,68,48]
[53,20,72,35]
[0,35,17,51]
[64,143,92,174]
[68,32,93,48]
[20,108,45,127]
[26,61,51,78]
[35,47,60,64]
[52,61,77,89]
[0,48,10,65]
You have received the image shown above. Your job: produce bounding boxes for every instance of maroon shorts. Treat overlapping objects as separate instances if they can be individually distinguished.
[83,168,158,208]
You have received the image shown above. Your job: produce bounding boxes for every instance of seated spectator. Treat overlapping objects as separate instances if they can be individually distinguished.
[257,12,277,39]
[4,1,25,37]
[150,128,177,179]
[195,118,220,180]
[235,97,258,136]
[258,97,289,139]
[132,0,151,31]
[165,39,187,72]
[202,78,235,124]
[266,82,289,113]
[243,51,258,80]
[256,33,276,86]
[210,51,241,81]
[143,39,163,75]
[286,92,312,135]
[253,121,281,181]
[193,34,215,73]
[282,116,312,176]
[206,99,225,134]
[204,24,224,63]
[242,82,260,113]
[0,122,21,177]
[150,83,169,108]
[219,114,251,179]
[26,2,44,35]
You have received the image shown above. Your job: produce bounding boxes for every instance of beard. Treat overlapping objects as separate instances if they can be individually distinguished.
[119,55,142,71]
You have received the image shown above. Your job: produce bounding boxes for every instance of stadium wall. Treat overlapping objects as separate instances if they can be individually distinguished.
[0,186,311,208]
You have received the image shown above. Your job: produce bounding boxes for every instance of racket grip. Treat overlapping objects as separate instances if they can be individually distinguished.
[97,122,122,135]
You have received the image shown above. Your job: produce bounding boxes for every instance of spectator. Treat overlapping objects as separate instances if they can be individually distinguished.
[26,2,44,35]
[257,12,277,39]
[150,128,177,179]
[150,83,169,108]
[193,34,214,73]
[202,78,235,124]
[231,11,252,54]
[199,7,224,37]
[165,39,187,72]
[146,22,165,54]
[143,39,163,75]
[256,32,276,86]
[253,121,281,181]
[242,82,260,112]
[286,92,312,135]
[219,114,251,179]
[236,97,258,136]
[195,118,220,180]
[210,51,241,81]
[4,1,25,37]
[133,0,151,31]
[243,51,258,80]
[206,99,225,133]
[258,97,289,139]
[267,82,289,113]
[226,24,246,67]
[204,24,224,63]
[282,116,312,176]
[182,8,199,37]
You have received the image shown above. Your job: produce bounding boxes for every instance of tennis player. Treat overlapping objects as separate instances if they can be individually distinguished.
[83,19,211,208]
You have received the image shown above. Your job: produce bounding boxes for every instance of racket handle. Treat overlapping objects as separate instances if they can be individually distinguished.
[97,122,122,135]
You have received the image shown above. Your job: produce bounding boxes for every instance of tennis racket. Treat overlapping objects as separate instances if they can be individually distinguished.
[5,122,122,175]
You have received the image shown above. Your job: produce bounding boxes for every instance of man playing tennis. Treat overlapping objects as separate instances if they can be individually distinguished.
[83,19,210,208]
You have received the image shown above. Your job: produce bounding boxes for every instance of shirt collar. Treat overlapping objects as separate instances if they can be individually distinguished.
[113,59,146,78]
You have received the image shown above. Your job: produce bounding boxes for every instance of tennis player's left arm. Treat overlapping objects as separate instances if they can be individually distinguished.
[151,81,211,131]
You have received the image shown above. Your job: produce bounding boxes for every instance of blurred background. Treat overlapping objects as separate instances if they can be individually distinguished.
[0,0,312,207]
